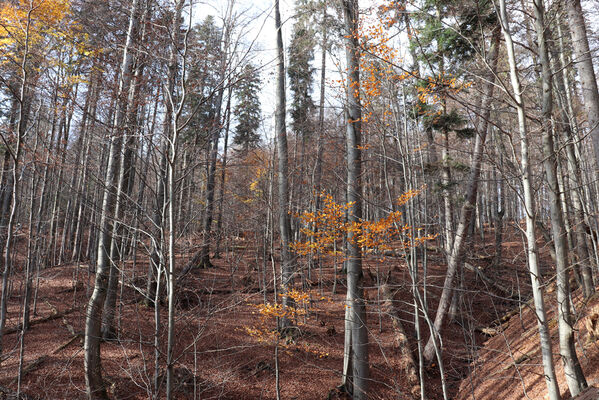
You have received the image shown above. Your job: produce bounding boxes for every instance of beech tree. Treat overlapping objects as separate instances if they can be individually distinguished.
[0,0,599,399]
[341,1,369,398]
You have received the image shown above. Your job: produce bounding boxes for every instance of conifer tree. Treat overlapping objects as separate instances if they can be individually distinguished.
[288,4,315,142]
[233,64,262,152]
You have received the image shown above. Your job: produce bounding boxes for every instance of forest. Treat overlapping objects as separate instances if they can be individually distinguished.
[1,0,599,398]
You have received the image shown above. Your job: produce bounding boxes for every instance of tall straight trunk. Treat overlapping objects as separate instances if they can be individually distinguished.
[498,0,560,398]
[72,68,101,262]
[84,0,140,397]
[197,100,224,268]
[274,0,294,313]
[214,86,232,258]
[309,11,328,273]
[565,0,599,168]
[534,0,587,394]
[423,25,500,363]
[342,1,368,398]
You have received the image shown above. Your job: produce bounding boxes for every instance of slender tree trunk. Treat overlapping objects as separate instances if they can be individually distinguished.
[553,22,594,297]
[102,3,149,339]
[215,86,232,258]
[84,0,140,397]
[163,1,185,397]
[498,0,560,398]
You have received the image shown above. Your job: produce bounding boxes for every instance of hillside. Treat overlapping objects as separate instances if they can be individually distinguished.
[2,224,593,399]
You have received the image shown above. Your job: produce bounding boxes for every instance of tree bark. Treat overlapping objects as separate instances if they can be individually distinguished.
[274,0,294,317]
[84,0,141,397]
[498,0,560,398]
[342,1,369,398]
[565,0,599,169]
[535,0,587,394]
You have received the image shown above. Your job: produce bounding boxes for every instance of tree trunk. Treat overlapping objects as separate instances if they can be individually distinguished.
[534,0,587,394]
[554,22,594,297]
[84,0,140,397]
[274,0,294,316]
[101,2,149,340]
[0,4,33,363]
[565,0,599,169]
[498,0,560,398]
[342,1,369,398]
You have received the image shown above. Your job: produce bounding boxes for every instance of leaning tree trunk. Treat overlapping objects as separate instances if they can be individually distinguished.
[423,24,500,363]
[534,0,587,394]
[498,0,560,398]
[342,1,369,398]
[84,0,140,397]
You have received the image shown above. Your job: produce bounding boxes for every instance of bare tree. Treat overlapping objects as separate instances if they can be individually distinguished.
[497,0,560,398]
[84,0,142,397]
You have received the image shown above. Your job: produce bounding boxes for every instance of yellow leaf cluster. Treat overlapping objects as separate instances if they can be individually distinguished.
[0,0,87,67]
[292,189,432,257]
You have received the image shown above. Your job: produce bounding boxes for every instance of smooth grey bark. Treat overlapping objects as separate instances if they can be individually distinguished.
[423,24,500,363]
[101,1,149,340]
[497,0,560,398]
[534,0,587,394]
[341,1,369,398]
[84,0,141,397]
[565,0,599,168]
[274,0,294,315]
[554,22,594,297]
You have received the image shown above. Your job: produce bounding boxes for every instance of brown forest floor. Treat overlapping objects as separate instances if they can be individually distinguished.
[0,224,597,399]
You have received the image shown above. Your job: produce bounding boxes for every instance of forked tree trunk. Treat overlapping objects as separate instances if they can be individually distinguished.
[84,0,141,397]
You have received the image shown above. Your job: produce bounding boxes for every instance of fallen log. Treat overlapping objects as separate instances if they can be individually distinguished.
[9,333,82,386]
[5,306,78,335]
[464,262,518,299]
[476,297,534,337]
